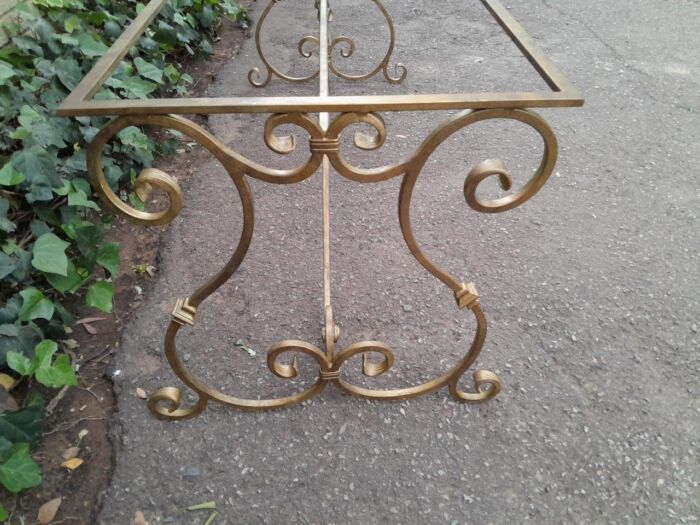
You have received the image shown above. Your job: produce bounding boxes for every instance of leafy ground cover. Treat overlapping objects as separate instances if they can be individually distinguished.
[0,0,248,520]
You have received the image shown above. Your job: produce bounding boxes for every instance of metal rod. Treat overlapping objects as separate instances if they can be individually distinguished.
[319,0,335,359]
[57,0,583,118]
[479,0,576,93]
[57,91,583,117]
[319,0,330,129]
[63,0,169,106]
[321,155,333,359]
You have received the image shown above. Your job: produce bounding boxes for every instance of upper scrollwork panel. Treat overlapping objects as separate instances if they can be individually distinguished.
[248,0,407,87]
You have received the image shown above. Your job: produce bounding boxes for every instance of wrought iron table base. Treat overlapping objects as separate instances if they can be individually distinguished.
[60,0,582,420]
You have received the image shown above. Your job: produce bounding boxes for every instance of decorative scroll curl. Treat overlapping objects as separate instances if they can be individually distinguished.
[326,294,501,403]
[248,0,320,87]
[248,0,407,87]
[328,0,407,84]
[398,108,558,292]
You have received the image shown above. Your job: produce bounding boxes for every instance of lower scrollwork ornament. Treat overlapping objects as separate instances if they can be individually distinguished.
[85,107,557,419]
[149,281,499,420]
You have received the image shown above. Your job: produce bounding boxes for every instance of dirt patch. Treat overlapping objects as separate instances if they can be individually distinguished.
[2,19,247,525]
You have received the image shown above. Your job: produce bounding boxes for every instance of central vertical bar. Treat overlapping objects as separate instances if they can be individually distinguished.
[319,0,335,360]
[319,0,330,126]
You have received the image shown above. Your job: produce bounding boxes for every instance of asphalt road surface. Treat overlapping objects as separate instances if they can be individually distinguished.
[98,1,699,523]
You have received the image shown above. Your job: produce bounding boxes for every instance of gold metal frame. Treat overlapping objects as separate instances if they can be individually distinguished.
[60,0,582,419]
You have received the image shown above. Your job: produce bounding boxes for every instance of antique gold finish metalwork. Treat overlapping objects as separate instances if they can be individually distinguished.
[248,0,406,87]
[63,0,582,419]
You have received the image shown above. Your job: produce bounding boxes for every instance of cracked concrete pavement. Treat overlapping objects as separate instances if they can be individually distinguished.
[98,1,698,523]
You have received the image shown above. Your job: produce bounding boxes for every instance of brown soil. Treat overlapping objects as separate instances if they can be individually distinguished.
[2,19,247,525]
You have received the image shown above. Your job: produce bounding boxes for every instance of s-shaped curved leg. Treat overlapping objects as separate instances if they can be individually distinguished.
[87,113,334,419]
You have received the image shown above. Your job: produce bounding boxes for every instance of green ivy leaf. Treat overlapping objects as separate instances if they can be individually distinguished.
[163,63,180,83]
[18,287,55,322]
[0,61,15,85]
[134,57,163,83]
[0,323,42,366]
[17,104,42,128]
[0,198,16,233]
[74,223,102,267]
[45,260,88,294]
[30,119,69,149]
[12,146,62,189]
[86,281,113,313]
[64,14,81,33]
[53,57,82,90]
[8,341,77,388]
[118,126,150,149]
[0,404,45,447]
[96,242,119,277]
[36,353,77,388]
[33,339,56,369]
[10,248,32,282]
[0,252,16,280]
[67,187,100,210]
[128,192,145,211]
[30,219,50,238]
[7,350,34,376]
[2,240,18,255]
[76,32,109,57]
[0,443,42,493]
[52,179,71,196]
[33,340,77,388]
[31,232,69,276]
[121,76,159,98]
[0,163,25,186]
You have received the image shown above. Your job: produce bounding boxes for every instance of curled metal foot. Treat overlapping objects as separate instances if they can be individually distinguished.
[449,369,502,404]
[147,387,208,421]
[328,284,499,403]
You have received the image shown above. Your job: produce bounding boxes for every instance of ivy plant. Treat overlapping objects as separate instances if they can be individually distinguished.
[0,0,249,514]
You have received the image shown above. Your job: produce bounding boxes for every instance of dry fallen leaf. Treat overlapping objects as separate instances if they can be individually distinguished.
[0,373,16,391]
[62,446,80,460]
[133,510,148,525]
[82,322,98,335]
[37,497,62,524]
[0,388,19,412]
[78,429,89,440]
[62,339,79,350]
[136,388,147,399]
[76,317,105,335]
[61,458,84,470]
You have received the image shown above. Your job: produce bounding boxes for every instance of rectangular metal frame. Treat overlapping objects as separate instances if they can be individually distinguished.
[57,0,583,117]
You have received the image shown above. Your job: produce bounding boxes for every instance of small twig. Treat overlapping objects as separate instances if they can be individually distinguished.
[17,231,34,249]
[52,517,81,524]
[81,345,114,365]
[80,349,115,369]
[46,385,70,414]
[43,416,106,436]
[75,384,102,402]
